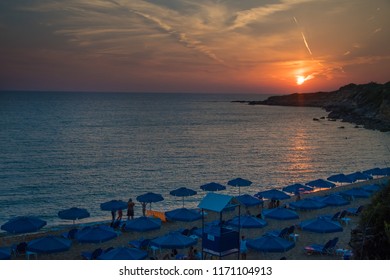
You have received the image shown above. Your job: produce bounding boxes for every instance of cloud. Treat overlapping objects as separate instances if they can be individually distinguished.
[228,0,315,30]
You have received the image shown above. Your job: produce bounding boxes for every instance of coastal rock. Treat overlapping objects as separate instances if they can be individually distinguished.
[245,81,390,132]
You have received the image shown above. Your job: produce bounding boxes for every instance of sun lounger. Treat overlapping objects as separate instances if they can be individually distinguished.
[304,237,339,255]
[81,248,103,260]
[146,210,167,222]
[346,205,364,216]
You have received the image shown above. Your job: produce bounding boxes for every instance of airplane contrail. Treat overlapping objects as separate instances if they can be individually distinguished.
[301,32,313,56]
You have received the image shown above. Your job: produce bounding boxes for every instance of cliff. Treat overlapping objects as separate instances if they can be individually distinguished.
[245,82,390,132]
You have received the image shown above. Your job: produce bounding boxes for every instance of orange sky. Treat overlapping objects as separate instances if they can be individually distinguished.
[0,0,389,94]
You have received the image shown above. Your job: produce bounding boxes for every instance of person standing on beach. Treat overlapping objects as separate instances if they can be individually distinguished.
[240,235,248,260]
[141,202,146,216]
[127,198,135,220]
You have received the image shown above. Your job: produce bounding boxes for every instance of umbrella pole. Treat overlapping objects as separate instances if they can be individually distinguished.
[182,197,185,208]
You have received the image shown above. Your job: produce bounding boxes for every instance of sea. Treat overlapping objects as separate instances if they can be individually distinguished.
[0,91,389,229]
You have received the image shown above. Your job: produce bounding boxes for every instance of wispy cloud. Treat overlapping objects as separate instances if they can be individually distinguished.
[129,8,226,64]
[229,0,314,30]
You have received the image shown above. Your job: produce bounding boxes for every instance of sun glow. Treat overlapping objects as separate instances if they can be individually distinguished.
[296,75,306,85]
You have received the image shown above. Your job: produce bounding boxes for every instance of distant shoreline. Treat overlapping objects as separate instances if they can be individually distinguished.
[233,81,390,132]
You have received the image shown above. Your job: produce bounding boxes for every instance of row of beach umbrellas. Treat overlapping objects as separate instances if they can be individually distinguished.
[2,169,385,234]
[0,184,383,260]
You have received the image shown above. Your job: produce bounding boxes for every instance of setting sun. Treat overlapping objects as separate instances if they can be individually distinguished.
[296,76,306,85]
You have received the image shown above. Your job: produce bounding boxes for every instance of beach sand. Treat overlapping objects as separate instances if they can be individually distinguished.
[1,177,388,260]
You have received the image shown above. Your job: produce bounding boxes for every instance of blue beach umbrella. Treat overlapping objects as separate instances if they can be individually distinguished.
[362,168,383,176]
[327,173,355,184]
[320,194,350,206]
[0,247,11,260]
[346,172,373,181]
[124,216,161,232]
[262,207,299,220]
[227,215,267,229]
[98,247,148,260]
[289,198,327,210]
[306,179,335,189]
[379,167,390,176]
[255,189,290,200]
[361,184,381,193]
[247,235,295,252]
[165,208,202,222]
[228,177,252,195]
[100,200,128,211]
[151,232,197,249]
[75,225,118,243]
[27,236,72,254]
[1,216,47,234]
[58,207,90,224]
[200,182,226,192]
[136,192,164,212]
[341,188,371,198]
[169,187,197,207]
[236,194,263,207]
[282,183,313,194]
[300,217,343,233]
[136,192,164,203]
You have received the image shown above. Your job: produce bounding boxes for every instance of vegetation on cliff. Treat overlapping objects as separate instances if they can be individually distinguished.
[245,81,390,131]
[349,182,390,259]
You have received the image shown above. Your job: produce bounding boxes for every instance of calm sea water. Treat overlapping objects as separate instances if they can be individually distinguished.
[0,91,389,228]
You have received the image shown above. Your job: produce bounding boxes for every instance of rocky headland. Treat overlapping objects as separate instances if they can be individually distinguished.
[238,82,390,132]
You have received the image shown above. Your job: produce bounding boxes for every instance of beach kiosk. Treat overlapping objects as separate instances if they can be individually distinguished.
[198,193,241,259]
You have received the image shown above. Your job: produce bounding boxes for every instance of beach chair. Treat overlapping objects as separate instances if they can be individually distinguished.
[304,237,339,255]
[346,205,364,216]
[11,242,27,258]
[61,228,78,239]
[266,227,290,239]
[339,210,351,225]
[129,238,151,250]
[81,248,103,260]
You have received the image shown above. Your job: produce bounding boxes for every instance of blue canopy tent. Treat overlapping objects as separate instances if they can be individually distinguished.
[200,182,226,192]
[124,216,161,232]
[1,216,47,234]
[165,208,202,222]
[306,179,335,189]
[98,247,148,260]
[262,207,299,220]
[198,193,241,259]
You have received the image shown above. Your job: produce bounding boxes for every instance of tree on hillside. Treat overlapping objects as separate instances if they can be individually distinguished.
[349,181,390,259]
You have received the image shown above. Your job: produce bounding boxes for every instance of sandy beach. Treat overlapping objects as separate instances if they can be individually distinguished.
[1,176,388,260]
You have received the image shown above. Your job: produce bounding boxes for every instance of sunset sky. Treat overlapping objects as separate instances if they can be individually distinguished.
[1,0,389,94]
